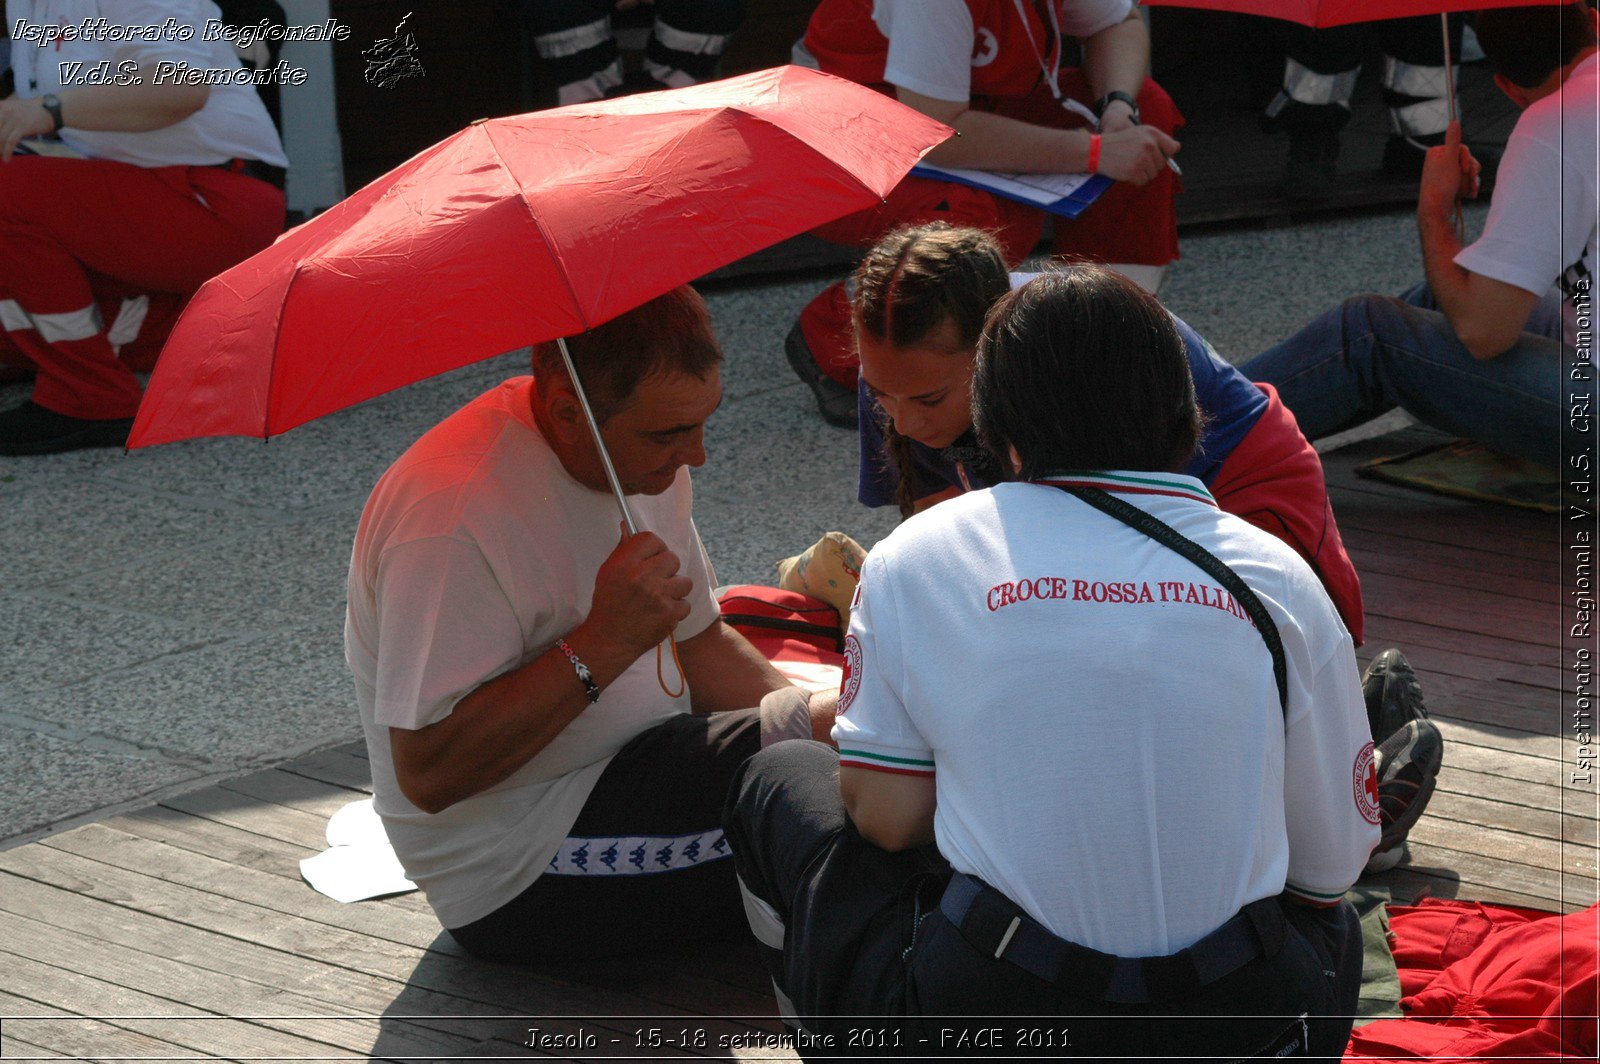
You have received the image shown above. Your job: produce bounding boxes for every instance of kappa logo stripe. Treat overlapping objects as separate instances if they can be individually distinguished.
[545,828,730,876]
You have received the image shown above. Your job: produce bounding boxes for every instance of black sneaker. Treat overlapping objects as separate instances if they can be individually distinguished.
[785,322,858,428]
[1283,128,1341,202]
[0,401,133,456]
[1364,717,1445,874]
[1361,648,1428,744]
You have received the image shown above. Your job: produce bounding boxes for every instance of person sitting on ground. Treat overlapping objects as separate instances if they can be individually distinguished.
[346,287,833,963]
[524,0,746,106]
[0,0,289,455]
[1241,2,1596,473]
[786,0,1183,426]
[726,267,1378,1057]
[851,222,1443,873]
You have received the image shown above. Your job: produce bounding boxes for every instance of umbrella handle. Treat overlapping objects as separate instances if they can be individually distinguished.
[1441,13,1465,243]
[556,336,638,534]
[556,335,687,697]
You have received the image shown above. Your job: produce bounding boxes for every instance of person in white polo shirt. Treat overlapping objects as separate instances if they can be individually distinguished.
[725,267,1378,1059]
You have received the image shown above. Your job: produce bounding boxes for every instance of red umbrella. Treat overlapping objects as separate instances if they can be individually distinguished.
[127,66,951,451]
[1140,0,1553,27]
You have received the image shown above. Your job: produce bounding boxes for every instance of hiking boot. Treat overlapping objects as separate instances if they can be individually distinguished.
[1362,648,1429,745]
[0,363,35,387]
[1283,128,1340,202]
[1380,133,1437,181]
[1364,717,1445,874]
[785,322,858,428]
[1381,134,1502,193]
[0,401,133,456]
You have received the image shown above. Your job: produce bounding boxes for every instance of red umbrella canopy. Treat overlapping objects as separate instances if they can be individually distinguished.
[129,66,951,448]
[1141,0,1557,28]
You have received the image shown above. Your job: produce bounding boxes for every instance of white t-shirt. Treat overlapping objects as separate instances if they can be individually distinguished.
[874,0,1132,102]
[346,378,720,928]
[1455,52,1598,346]
[9,0,288,168]
[834,472,1378,958]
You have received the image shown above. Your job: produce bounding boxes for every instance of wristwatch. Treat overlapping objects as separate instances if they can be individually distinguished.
[1094,90,1140,126]
[40,93,64,133]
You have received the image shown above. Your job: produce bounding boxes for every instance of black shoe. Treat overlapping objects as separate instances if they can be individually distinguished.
[785,323,858,428]
[1361,648,1429,744]
[1283,128,1340,202]
[0,401,133,456]
[1380,133,1435,180]
[1364,717,1445,874]
[1380,134,1502,194]
[0,364,35,387]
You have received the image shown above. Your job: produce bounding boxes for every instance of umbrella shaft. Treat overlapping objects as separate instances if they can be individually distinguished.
[556,336,638,535]
[1441,12,1456,127]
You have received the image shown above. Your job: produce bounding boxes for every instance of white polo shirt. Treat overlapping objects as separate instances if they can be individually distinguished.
[834,472,1378,958]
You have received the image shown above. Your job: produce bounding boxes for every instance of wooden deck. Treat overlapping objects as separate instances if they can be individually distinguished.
[0,431,1592,1060]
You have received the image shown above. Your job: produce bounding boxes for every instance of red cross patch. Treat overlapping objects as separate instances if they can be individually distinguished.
[839,634,862,714]
[1353,741,1380,824]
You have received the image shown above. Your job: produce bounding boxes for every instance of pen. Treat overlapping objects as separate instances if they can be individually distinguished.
[1064,97,1182,177]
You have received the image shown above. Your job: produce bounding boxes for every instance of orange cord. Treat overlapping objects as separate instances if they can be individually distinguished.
[656,634,686,698]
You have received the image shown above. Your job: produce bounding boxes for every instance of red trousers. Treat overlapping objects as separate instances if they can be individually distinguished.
[1212,385,1366,645]
[799,72,1184,386]
[0,156,284,419]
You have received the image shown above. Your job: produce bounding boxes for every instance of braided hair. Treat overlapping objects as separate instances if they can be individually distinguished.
[851,223,1012,518]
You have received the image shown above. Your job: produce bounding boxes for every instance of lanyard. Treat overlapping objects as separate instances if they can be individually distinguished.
[1050,483,1289,717]
[1013,0,1062,102]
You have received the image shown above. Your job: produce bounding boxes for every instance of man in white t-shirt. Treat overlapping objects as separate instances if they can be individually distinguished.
[347,286,830,962]
[726,268,1377,1058]
[1244,3,1598,473]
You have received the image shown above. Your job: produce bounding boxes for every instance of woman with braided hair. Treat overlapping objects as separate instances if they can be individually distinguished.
[849,222,1367,645]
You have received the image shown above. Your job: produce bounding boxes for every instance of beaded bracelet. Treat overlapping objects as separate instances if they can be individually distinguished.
[556,638,600,704]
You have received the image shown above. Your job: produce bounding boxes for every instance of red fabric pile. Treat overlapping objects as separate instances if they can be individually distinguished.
[1347,899,1598,1062]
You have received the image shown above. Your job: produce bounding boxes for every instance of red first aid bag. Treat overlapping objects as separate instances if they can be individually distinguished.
[717,585,843,667]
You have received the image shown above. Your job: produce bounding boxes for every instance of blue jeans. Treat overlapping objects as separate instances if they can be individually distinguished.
[1241,284,1573,471]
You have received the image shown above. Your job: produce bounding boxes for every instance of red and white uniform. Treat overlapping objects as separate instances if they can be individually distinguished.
[794,0,1184,386]
[0,0,287,420]
[834,472,1377,956]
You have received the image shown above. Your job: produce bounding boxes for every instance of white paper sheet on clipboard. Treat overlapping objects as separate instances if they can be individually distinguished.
[910,162,1112,219]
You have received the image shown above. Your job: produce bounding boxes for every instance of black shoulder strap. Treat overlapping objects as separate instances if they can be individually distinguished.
[1056,485,1289,718]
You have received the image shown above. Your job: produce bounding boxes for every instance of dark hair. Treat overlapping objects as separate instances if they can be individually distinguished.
[973,267,1201,479]
[1475,3,1596,88]
[532,285,721,422]
[852,223,1012,517]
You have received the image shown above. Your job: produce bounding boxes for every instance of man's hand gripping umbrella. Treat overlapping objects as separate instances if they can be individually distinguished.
[125,66,952,699]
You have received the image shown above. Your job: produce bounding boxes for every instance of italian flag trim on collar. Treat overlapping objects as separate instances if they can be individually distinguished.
[1033,471,1216,508]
